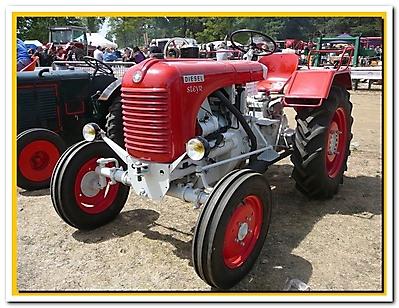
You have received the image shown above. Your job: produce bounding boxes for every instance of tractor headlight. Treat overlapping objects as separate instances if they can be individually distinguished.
[186,137,210,161]
[82,123,101,141]
[132,70,143,83]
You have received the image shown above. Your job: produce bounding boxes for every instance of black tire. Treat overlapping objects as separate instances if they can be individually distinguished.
[17,128,67,191]
[50,140,87,219]
[74,47,85,61]
[50,140,130,230]
[105,96,124,148]
[291,85,353,199]
[192,170,272,289]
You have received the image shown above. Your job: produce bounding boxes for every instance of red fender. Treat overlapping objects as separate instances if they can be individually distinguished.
[283,69,352,107]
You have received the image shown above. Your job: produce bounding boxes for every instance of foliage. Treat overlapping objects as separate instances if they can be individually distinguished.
[105,16,384,47]
[17,16,383,48]
[16,17,105,43]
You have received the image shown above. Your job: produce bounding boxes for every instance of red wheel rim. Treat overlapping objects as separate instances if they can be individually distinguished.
[326,107,348,178]
[74,157,120,214]
[19,140,60,182]
[223,195,263,269]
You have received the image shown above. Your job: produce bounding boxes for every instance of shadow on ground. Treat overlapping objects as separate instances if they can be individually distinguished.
[66,162,381,292]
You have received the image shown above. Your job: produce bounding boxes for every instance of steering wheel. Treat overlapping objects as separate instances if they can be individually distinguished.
[230,29,277,57]
[83,56,114,76]
[163,37,190,58]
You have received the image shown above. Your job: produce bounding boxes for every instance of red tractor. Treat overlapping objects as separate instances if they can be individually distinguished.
[46,26,95,60]
[50,29,354,289]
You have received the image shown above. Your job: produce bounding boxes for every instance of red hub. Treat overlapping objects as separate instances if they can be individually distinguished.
[19,140,60,182]
[223,195,263,269]
[74,158,121,214]
[326,107,348,178]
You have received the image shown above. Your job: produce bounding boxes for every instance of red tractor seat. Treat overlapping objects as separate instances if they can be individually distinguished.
[20,56,39,72]
[257,53,299,93]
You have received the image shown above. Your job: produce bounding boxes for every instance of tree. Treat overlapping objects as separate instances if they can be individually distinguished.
[17,16,383,48]
[16,17,101,43]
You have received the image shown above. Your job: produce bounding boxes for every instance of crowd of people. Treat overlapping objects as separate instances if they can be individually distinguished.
[17,38,75,71]
[17,38,159,71]
[93,45,154,64]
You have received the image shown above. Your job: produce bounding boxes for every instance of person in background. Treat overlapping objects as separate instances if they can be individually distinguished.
[66,45,77,61]
[33,46,44,67]
[93,45,103,62]
[374,45,382,61]
[40,46,53,67]
[55,46,65,61]
[132,46,146,64]
[167,47,178,58]
[103,47,118,62]
[17,38,32,71]
[142,45,150,58]
[27,48,35,57]
[122,47,133,62]
[149,40,159,54]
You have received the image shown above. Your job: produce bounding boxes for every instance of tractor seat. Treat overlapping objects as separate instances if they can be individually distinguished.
[20,56,39,72]
[257,53,299,93]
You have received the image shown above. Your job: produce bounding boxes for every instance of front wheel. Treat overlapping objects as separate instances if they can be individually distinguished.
[192,170,272,289]
[50,140,130,230]
[291,85,353,199]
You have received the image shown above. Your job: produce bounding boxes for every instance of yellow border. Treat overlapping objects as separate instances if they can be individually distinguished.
[14,11,385,17]
[11,9,389,300]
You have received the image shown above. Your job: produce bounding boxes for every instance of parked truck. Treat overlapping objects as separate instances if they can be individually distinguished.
[45,26,96,60]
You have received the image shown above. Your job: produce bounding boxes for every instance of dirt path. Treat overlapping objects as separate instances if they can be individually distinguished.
[15,85,384,295]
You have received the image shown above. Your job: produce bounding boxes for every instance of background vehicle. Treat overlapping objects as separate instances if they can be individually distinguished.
[50,29,354,290]
[46,26,96,60]
[152,37,197,51]
[17,57,124,191]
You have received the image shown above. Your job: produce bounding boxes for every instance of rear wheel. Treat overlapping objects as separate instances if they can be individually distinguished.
[192,170,272,289]
[50,140,130,230]
[291,85,353,199]
[105,96,124,148]
[17,128,67,191]
[74,47,85,61]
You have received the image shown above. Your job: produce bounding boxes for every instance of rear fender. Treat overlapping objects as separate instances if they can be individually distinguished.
[98,79,122,102]
[283,69,352,107]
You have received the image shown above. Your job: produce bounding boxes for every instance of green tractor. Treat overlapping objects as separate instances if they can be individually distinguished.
[17,57,124,190]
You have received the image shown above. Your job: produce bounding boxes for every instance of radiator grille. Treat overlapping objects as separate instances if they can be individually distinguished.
[121,88,171,155]
[17,86,58,133]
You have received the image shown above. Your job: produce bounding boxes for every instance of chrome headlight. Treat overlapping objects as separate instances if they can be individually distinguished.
[132,70,143,83]
[186,137,210,161]
[82,123,101,141]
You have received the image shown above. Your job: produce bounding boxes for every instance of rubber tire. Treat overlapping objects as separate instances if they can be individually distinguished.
[291,85,353,199]
[51,140,87,219]
[192,169,272,289]
[50,140,130,230]
[74,47,85,61]
[17,128,67,191]
[105,96,125,148]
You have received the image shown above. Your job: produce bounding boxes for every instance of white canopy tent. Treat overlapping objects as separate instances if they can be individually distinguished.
[87,33,118,49]
[24,40,43,50]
